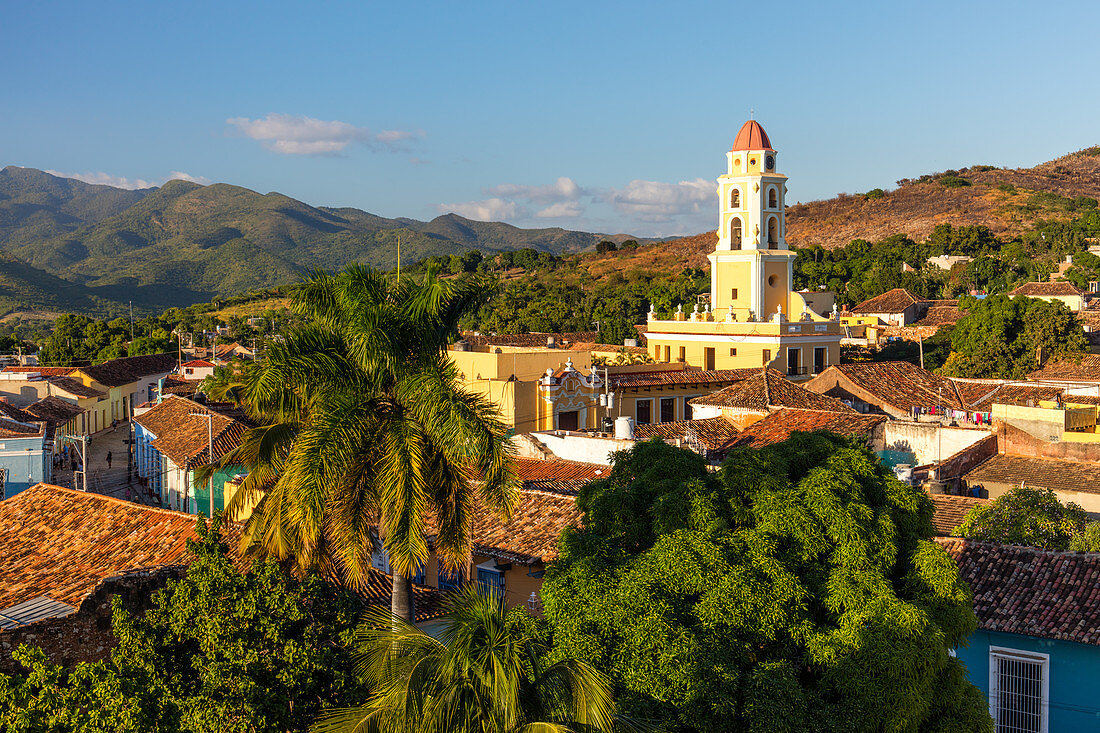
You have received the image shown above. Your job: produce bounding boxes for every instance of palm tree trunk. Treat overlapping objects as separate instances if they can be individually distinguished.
[391,570,415,623]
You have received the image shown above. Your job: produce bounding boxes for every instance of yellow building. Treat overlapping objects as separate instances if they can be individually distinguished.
[644,120,843,378]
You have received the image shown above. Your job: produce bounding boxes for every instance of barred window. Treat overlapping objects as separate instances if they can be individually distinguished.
[990,647,1048,733]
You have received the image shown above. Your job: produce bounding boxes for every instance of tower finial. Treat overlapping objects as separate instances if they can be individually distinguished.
[749,107,754,120]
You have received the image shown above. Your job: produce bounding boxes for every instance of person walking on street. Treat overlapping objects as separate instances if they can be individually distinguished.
[106,451,113,469]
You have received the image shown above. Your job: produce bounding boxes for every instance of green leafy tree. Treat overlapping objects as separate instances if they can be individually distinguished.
[1069,522,1100,551]
[0,516,362,732]
[955,486,1087,550]
[941,294,1087,378]
[204,265,518,622]
[543,437,991,732]
[315,586,620,733]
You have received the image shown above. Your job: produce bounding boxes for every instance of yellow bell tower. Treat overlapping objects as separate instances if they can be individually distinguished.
[709,119,794,321]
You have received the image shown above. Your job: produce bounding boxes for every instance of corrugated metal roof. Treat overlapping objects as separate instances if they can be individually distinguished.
[0,594,76,630]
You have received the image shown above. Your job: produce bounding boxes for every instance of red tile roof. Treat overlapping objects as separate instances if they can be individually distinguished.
[633,416,741,453]
[134,396,249,468]
[0,400,37,424]
[914,305,966,326]
[47,376,105,398]
[78,353,178,388]
[1028,355,1100,383]
[514,457,607,484]
[812,361,966,412]
[928,493,988,536]
[727,408,885,448]
[0,417,43,439]
[690,369,854,413]
[850,288,926,314]
[1,366,78,376]
[0,484,202,610]
[181,359,216,368]
[1010,281,1083,297]
[24,396,84,425]
[610,368,758,389]
[731,119,774,152]
[960,383,1065,411]
[964,454,1100,495]
[936,537,1100,646]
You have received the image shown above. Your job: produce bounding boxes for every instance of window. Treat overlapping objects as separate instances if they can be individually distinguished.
[730,188,740,208]
[660,397,675,423]
[663,345,671,362]
[989,647,1048,733]
[787,348,802,376]
[684,400,693,420]
[814,347,827,374]
[766,154,775,170]
[762,349,771,366]
[768,188,778,208]
[678,346,686,362]
[767,217,778,248]
[636,399,652,425]
[729,347,737,356]
[730,217,742,248]
[731,288,738,300]
[476,561,505,601]
[438,565,464,592]
[0,468,6,500]
[705,347,716,371]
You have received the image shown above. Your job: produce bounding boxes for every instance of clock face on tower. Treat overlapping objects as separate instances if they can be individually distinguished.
[765,155,775,171]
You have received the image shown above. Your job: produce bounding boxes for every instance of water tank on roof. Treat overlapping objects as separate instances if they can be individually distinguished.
[614,416,634,440]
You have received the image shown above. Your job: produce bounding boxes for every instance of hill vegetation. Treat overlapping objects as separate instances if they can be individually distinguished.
[0,167,643,315]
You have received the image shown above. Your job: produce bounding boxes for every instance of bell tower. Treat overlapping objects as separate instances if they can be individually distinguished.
[709,119,794,320]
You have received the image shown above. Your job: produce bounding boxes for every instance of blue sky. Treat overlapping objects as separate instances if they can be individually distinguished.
[3,0,1099,237]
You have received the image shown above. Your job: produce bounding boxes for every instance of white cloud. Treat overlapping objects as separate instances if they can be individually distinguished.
[437,198,528,221]
[45,169,210,190]
[604,178,713,221]
[535,201,584,218]
[226,114,422,156]
[486,176,583,204]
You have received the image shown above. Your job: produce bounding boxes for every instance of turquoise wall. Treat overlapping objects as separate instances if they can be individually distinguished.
[0,435,48,499]
[956,630,1100,730]
[190,465,244,517]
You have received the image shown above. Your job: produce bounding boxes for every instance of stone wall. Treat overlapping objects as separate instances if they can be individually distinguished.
[999,423,1100,463]
[0,565,184,675]
[930,434,999,491]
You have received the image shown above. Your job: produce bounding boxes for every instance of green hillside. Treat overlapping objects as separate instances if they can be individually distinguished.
[0,251,124,317]
[0,167,639,313]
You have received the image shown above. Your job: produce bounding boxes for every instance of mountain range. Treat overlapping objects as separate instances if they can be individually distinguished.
[0,166,641,316]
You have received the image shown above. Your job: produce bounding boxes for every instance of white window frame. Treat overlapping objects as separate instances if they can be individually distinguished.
[989,646,1049,733]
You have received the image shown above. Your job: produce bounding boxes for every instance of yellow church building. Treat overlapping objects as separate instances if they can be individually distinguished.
[644,119,843,378]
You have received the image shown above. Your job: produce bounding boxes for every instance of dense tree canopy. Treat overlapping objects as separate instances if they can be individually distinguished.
[940,294,1087,378]
[542,436,991,733]
[0,517,362,732]
[955,486,1089,551]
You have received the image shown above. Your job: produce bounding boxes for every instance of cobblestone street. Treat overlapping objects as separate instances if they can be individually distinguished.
[54,423,157,506]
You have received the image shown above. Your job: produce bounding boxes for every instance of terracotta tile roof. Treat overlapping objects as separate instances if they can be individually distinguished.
[0,417,44,439]
[928,493,988,536]
[690,369,855,412]
[47,376,105,398]
[851,288,926,314]
[134,396,248,468]
[727,408,885,448]
[0,484,202,610]
[24,396,84,425]
[0,400,38,424]
[816,361,965,412]
[961,384,1065,412]
[914,305,966,326]
[514,457,607,485]
[424,485,583,566]
[1063,394,1100,406]
[78,352,178,388]
[1028,355,1100,383]
[633,416,741,452]
[610,368,757,389]
[181,359,216,368]
[160,375,201,396]
[965,454,1100,495]
[0,483,444,623]
[1,366,78,376]
[935,537,1100,646]
[1010,281,1083,297]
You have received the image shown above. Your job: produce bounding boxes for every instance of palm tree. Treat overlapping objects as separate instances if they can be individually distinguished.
[313,586,621,733]
[204,264,518,620]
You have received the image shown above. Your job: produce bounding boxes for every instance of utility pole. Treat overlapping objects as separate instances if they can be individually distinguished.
[129,300,134,342]
[918,333,925,370]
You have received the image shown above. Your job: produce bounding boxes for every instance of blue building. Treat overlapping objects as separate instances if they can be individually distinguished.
[0,408,49,499]
[132,395,247,516]
[939,537,1100,732]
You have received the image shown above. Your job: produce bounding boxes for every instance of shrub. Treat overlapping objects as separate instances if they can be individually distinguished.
[864,188,885,200]
[940,175,972,188]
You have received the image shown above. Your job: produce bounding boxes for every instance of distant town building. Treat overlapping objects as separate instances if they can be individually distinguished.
[926,254,972,271]
[1009,281,1085,312]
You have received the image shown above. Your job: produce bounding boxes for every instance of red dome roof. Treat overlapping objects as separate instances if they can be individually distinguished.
[731,120,774,152]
